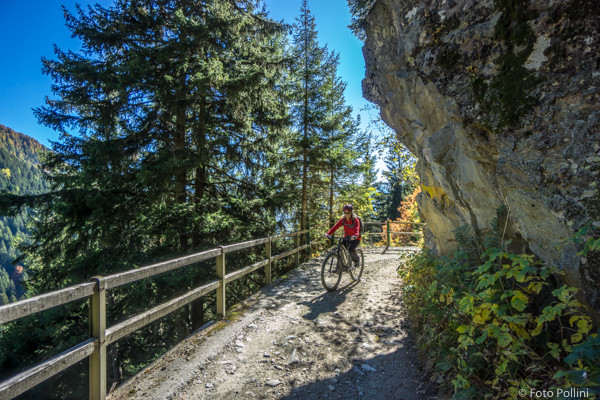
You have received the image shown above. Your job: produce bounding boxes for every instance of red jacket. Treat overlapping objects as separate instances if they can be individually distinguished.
[327,216,361,240]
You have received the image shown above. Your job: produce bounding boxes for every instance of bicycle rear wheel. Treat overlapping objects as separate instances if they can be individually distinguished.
[321,253,342,291]
[349,248,364,281]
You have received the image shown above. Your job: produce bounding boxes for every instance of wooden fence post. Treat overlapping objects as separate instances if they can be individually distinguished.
[306,221,311,259]
[216,248,226,318]
[89,276,106,400]
[387,219,391,246]
[265,237,272,286]
[294,233,299,268]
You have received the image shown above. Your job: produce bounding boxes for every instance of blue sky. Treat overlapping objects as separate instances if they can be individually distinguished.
[0,0,374,149]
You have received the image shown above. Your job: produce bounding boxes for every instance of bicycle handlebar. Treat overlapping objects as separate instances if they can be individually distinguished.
[324,235,357,241]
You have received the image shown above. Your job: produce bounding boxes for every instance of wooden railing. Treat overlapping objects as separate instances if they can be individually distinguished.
[362,221,425,245]
[0,229,310,400]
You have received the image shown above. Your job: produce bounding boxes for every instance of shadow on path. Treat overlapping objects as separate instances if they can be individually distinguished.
[300,281,359,321]
[278,344,435,400]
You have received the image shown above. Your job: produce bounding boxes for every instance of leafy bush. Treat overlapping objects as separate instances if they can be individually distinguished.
[379,187,423,246]
[399,223,600,399]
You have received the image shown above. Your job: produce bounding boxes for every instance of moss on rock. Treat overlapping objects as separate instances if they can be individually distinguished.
[471,0,543,129]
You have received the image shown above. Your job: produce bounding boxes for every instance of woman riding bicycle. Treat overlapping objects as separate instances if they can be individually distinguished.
[324,204,361,267]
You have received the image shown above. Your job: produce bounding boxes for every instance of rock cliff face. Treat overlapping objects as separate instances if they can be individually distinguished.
[362,0,600,317]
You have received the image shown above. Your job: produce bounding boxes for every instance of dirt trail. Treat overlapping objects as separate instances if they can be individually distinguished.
[109,247,439,400]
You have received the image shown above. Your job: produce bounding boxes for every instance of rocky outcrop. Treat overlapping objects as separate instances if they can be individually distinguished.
[362,0,600,317]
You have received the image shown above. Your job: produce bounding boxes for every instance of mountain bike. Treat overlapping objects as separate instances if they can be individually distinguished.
[321,236,364,291]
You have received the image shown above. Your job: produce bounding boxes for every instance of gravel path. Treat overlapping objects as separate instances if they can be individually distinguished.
[109,247,439,400]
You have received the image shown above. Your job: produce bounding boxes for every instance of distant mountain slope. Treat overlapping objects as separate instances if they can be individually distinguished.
[0,124,48,304]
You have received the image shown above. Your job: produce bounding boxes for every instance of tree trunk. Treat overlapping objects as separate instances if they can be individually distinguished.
[110,343,122,386]
[174,81,188,250]
[191,297,205,331]
[300,26,310,236]
[301,152,309,234]
[329,166,334,227]
[192,97,207,249]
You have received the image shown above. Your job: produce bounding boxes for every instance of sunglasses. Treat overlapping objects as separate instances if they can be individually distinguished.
[343,211,351,214]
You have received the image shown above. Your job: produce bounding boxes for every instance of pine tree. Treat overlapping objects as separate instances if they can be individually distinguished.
[0,1,291,397]
[289,0,332,233]
[347,0,378,40]
[380,157,405,220]
[376,144,417,220]
[0,269,10,305]
[289,0,366,233]
[360,131,379,190]
[353,130,380,222]
[25,0,289,290]
[319,54,362,227]
[359,103,417,220]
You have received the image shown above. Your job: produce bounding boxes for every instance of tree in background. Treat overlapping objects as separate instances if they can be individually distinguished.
[319,53,364,227]
[375,138,420,246]
[382,186,422,246]
[352,129,380,222]
[289,0,369,235]
[0,269,17,305]
[359,130,379,190]
[0,125,47,303]
[378,150,413,220]
[360,104,418,221]
[0,1,291,397]
[20,0,289,292]
[347,0,378,40]
[289,0,332,234]
[0,1,380,396]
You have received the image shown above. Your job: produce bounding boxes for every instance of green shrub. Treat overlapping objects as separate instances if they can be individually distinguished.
[399,224,600,399]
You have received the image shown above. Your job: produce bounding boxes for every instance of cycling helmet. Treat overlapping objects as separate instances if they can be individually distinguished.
[343,204,353,211]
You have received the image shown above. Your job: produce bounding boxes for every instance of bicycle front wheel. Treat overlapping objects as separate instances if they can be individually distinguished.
[321,253,342,291]
[349,248,364,281]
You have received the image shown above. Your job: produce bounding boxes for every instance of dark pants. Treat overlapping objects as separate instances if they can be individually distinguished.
[341,237,360,262]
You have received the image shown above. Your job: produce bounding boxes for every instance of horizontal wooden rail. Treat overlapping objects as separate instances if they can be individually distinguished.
[362,221,426,226]
[103,248,222,290]
[0,228,311,400]
[106,279,221,345]
[224,259,270,284]
[221,237,271,254]
[272,244,309,262]
[270,231,298,241]
[389,231,423,236]
[0,282,96,324]
[0,338,96,399]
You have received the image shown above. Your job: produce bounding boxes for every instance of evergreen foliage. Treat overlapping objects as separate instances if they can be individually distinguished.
[288,0,367,235]
[346,0,378,40]
[25,0,290,290]
[0,1,295,397]
[0,1,378,397]
[361,104,418,220]
[0,124,47,304]
[377,153,413,220]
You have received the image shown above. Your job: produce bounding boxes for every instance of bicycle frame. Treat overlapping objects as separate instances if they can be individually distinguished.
[321,235,364,291]
[328,236,353,267]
